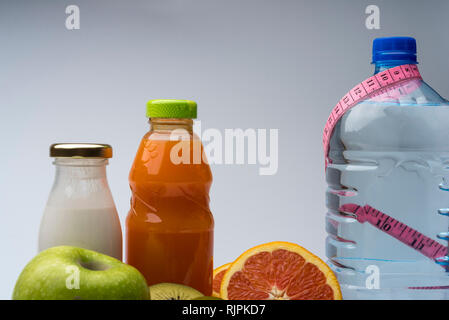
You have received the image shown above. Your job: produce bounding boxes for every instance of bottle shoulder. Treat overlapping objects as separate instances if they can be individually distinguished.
[130,131,212,183]
[331,79,449,151]
[361,79,448,107]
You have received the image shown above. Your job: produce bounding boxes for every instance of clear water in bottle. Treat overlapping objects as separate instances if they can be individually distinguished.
[326,37,449,299]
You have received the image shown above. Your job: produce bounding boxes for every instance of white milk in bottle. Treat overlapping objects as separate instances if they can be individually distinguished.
[39,143,122,260]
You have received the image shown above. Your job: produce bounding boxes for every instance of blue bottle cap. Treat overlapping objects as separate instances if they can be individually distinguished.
[372,37,417,63]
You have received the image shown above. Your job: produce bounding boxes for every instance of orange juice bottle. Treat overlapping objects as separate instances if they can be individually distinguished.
[126,99,214,295]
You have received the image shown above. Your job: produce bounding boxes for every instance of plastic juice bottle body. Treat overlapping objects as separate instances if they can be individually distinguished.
[39,156,123,260]
[126,118,214,295]
[326,37,449,299]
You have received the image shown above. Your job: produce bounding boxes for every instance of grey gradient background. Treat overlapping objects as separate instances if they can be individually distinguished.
[1,0,448,299]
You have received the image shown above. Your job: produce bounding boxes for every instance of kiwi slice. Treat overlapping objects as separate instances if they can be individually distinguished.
[149,283,203,300]
[192,296,223,300]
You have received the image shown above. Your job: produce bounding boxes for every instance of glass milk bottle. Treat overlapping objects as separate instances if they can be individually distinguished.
[39,143,122,260]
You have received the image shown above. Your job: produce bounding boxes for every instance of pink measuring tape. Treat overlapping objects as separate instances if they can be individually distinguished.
[340,204,448,261]
[323,64,449,267]
[323,64,422,166]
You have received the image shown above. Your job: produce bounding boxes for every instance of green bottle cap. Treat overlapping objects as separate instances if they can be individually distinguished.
[146,99,197,119]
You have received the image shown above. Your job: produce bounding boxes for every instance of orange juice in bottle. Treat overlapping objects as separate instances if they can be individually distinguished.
[126,99,214,295]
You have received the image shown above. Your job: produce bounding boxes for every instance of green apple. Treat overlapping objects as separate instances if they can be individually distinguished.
[13,246,149,300]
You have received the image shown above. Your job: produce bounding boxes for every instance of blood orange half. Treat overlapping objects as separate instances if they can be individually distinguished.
[212,263,231,297]
[220,241,342,300]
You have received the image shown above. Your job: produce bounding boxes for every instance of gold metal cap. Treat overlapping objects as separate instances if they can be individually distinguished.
[50,143,113,158]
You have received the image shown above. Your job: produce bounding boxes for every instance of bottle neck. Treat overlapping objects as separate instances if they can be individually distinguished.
[53,158,108,179]
[149,118,194,133]
[373,60,418,74]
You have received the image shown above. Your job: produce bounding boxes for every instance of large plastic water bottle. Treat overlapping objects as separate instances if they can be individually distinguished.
[325,37,449,299]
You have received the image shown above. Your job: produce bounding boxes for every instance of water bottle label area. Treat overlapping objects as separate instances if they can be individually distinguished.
[340,203,449,290]
[340,203,448,262]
